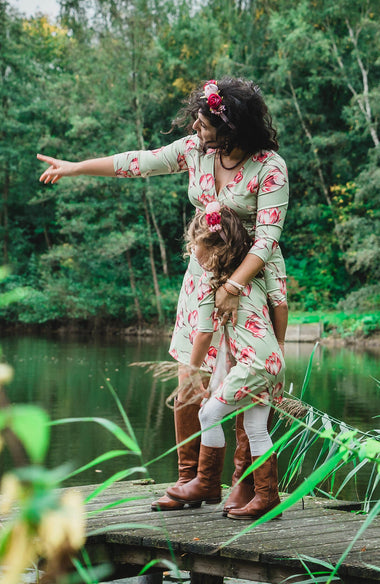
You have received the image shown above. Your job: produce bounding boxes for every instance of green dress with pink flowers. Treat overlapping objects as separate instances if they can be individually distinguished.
[113,135,289,378]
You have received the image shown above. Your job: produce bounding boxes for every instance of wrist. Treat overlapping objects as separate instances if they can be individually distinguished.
[222,283,240,296]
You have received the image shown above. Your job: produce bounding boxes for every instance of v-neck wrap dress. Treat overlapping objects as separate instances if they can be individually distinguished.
[114,135,288,403]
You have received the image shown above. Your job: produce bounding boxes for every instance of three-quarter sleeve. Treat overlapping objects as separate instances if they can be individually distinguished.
[248,155,289,264]
[113,136,190,178]
[264,246,287,307]
[197,273,216,333]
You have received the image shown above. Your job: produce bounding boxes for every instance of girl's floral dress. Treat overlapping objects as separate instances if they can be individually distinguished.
[113,135,289,376]
[196,270,285,406]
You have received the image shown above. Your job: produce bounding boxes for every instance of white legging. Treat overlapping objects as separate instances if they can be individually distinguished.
[199,396,272,456]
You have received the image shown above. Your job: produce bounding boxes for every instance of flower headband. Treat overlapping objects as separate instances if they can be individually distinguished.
[202,80,235,130]
[205,201,227,243]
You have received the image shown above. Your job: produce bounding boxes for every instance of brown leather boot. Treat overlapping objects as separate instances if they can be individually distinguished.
[227,453,281,520]
[223,407,275,515]
[223,413,254,516]
[166,444,226,505]
[151,400,201,511]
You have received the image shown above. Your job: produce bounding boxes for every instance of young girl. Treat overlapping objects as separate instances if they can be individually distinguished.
[166,202,285,520]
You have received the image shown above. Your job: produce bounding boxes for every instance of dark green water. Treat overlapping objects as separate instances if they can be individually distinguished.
[0,334,379,501]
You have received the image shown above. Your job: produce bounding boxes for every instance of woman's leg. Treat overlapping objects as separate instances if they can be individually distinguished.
[151,364,203,511]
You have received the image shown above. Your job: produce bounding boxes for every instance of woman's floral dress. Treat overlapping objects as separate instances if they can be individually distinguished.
[113,135,289,383]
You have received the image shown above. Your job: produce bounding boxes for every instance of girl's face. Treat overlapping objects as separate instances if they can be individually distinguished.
[192,111,217,149]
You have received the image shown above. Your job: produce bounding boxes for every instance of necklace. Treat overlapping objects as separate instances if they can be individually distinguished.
[219,152,247,171]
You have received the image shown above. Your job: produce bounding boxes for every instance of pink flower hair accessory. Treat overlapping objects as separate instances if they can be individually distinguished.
[205,201,228,243]
[202,80,235,130]
[205,201,222,232]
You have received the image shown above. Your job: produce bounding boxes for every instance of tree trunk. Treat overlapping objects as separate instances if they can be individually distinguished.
[2,165,9,264]
[126,248,144,327]
[142,191,164,324]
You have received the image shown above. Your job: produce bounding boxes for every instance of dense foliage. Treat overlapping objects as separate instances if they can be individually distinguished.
[0,0,379,328]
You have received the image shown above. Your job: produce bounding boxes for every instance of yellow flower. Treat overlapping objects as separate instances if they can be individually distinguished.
[37,490,85,558]
[0,364,14,386]
[0,474,21,514]
[0,522,36,584]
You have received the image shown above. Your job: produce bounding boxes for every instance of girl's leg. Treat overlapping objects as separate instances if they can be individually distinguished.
[166,396,234,505]
[243,404,272,456]
[198,396,237,447]
[228,403,281,520]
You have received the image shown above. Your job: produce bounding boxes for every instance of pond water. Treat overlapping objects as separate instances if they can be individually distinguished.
[0,334,379,502]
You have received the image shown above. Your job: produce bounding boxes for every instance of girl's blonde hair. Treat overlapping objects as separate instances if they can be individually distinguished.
[185,206,252,288]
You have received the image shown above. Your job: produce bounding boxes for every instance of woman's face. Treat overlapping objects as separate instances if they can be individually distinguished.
[192,111,217,149]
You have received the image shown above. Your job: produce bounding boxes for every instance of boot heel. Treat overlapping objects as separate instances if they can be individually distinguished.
[189,501,202,508]
[205,497,221,504]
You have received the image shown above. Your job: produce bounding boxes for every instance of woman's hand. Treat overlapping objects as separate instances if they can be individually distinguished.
[37,153,79,184]
[215,285,240,326]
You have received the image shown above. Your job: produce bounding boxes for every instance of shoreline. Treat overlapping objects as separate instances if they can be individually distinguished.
[1,320,380,349]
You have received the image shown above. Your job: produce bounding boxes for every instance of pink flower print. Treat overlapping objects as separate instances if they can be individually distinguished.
[208,346,217,360]
[241,283,252,297]
[188,166,196,185]
[189,329,198,344]
[246,176,259,194]
[115,168,131,178]
[229,338,238,356]
[198,280,212,301]
[257,207,281,225]
[170,348,179,360]
[240,345,256,365]
[272,241,279,251]
[212,312,220,332]
[262,304,269,320]
[177,153,187,170]
[265,352,282,376]
[152,147,165,156]
[188,310,198,328]
[184,276,195,296]
[199,192,216,205]
[273,382,283,397]
[129,157,141,176]
[262,169,286,192]
[205,346,217,369]
[234,386,251,402]
[252,152,270,163]
[199,174,215,191]
[245,315,267,338]
[252,238,267,250]
[252,391,270,405]
[175,310,184,330]
[185,139,196,154]
[233,171,243,184]
[279,278,287,296]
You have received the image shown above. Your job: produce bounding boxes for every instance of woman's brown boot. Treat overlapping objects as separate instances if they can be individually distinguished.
[227,453,281,520]
[223,407,275,515]
[151,400,201,511]
[166,444,226,506]
[223,413,255,516]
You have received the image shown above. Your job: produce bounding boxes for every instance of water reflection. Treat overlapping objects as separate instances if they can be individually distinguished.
[0,335,379,501]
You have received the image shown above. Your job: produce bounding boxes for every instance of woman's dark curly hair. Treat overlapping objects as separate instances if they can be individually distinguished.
[185,206,252,289]
[173,77,279,156]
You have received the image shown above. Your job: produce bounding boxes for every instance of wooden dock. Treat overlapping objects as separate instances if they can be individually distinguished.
[77,480,380,584]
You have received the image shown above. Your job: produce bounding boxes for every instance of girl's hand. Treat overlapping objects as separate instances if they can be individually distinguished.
[215,285,240,326]
[37,153,79,184]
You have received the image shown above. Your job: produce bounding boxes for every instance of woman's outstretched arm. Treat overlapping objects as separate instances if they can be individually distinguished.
[37,153,116,184]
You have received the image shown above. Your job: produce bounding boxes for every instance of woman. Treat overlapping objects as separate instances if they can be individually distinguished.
[166,203,285,519]
[37,77,289,513]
